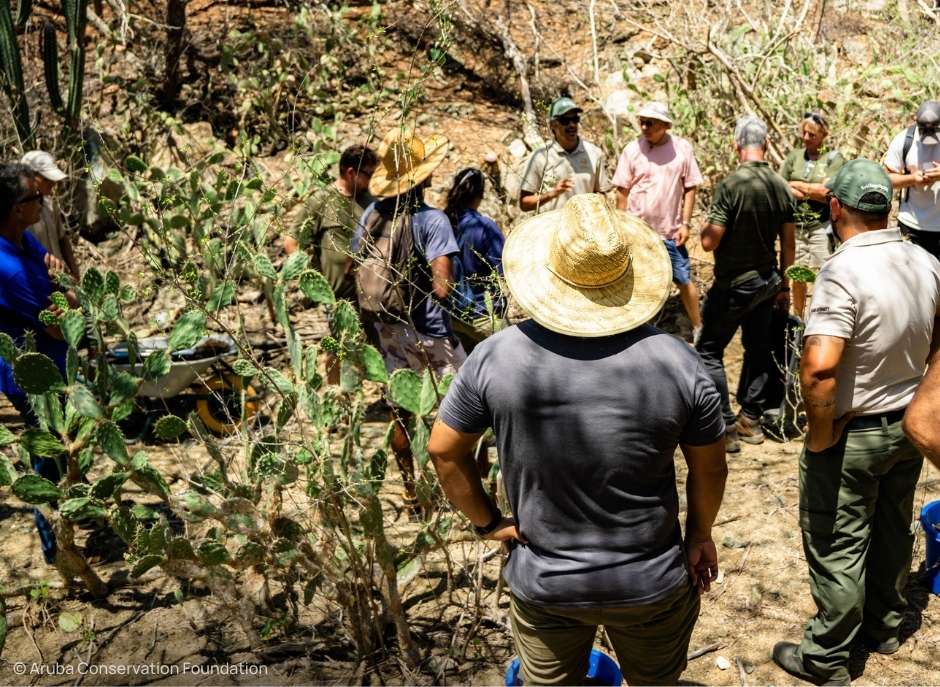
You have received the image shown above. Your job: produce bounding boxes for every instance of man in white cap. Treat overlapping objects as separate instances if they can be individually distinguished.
[428,193,727,685]
[21,151,79,279]
[884,100,940,259]
[613,102,704,342]
[518,96,610,213]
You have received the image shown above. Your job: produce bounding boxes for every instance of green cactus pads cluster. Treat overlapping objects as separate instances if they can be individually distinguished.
[13,352,64,394]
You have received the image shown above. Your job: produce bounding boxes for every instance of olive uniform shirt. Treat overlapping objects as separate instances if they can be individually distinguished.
[295,186,373,300]
[778,147,845,234]
[519,139,609,213]
[805,228,940,416]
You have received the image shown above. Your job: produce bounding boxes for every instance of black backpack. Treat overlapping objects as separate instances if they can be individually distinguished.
[899,124,917,203]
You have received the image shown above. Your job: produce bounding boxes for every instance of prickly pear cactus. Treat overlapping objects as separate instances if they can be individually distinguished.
[13,352,64,394]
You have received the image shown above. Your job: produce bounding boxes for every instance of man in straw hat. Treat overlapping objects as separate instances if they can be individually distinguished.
[772,160,940,685]
[518,96,610,213]
[352,127,465,510]
[613,101,705,342]
[428,193,728,685]
[697,114,796,453]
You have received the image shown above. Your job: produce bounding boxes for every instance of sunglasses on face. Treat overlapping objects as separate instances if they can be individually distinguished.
[803,111,828,128]
[556,115,580,126]
[16,192,42,205]
[639,118,661,127]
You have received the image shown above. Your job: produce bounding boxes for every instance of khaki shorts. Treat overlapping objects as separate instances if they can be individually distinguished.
[510,583,700,686]
[373,322,466,378]
[795,226,832,271]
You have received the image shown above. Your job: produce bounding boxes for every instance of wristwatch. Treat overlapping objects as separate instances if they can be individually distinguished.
[474,509,503,536]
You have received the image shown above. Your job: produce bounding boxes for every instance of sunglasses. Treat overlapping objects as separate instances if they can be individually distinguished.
[556,115,580,126]
[639,118,662,127]
[16,192,42,205]
[803,111,828,128]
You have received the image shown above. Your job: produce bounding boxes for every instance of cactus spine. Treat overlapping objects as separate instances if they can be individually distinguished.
[0,0,31,143]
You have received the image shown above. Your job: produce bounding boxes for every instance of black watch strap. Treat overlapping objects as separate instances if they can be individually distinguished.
[474,509,503,536]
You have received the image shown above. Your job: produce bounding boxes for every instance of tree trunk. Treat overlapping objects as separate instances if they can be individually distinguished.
[161,0,187,106]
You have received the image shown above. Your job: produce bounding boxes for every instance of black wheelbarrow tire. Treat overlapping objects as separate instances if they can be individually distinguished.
[195,374,258,435]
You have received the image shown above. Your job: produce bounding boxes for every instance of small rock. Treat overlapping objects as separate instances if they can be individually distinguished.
[507,139,528,159]
[716,656,731,670]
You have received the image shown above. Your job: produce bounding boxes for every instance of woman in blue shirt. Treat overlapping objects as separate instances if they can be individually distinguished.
[444,168,506,350]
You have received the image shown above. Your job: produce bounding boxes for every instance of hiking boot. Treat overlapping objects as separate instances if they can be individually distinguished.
[735,413,765,445]
[772,641,850,686]
[725,428,741,454]
[862,635,900,655]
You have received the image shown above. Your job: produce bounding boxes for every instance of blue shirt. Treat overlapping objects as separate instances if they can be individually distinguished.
[354,201,459,338]
[0,232,67,400]
[452,209,505,317]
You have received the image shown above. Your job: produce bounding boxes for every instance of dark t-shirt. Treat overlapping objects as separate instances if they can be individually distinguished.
[707,161,795,280]
[438,321,724,607]
[355,201,459,338]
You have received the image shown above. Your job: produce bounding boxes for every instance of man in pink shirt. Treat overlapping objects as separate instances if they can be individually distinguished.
[614,102,704,341]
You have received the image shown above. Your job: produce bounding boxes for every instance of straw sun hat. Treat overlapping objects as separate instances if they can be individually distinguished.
[503,194,672,337]
[369,128,450,199]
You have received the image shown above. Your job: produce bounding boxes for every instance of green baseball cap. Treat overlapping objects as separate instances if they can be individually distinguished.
[548,97,582,120]
[825,159,892,213]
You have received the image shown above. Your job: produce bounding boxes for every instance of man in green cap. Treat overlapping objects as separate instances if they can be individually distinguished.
[519,96,609,212]
[772,160,940,685]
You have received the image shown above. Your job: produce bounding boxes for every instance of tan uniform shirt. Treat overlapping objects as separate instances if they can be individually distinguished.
[805,228,940,416]
[519,139,609,213]
[28,197,67,262]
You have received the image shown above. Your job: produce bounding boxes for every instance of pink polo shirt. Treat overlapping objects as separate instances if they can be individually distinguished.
[612,135,703,240]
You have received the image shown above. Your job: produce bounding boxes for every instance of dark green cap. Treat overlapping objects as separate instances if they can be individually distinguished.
[825,159,892,213]
[548,97,582,120]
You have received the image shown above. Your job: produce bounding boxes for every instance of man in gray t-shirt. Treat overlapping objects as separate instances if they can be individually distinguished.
[428,193,728,685]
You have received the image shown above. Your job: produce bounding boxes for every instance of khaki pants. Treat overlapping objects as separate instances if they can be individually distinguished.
[795,416,923,683]
[510,583,700,686]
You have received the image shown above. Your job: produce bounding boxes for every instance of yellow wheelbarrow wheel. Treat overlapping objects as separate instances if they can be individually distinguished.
[195,374,258,435]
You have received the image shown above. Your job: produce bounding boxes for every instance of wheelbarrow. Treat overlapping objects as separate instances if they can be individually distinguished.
[107,334,259,438]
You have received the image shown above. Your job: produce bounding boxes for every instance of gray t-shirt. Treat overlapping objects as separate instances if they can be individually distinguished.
[438,321,724,607]
[355,201,459,338]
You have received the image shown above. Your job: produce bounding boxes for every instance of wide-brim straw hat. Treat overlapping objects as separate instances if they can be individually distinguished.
[369,128,449,198]
[503,194,672,337]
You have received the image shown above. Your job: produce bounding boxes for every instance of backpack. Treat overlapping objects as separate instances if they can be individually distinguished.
[354,207,415,323]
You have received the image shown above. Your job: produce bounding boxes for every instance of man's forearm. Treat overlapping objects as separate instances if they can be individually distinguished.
[685,464,727,542]
[616,186,629,211]
[431,450,498,527]
[904,317,940,466]
[681,187,696,225]
[803,372,837,435]
[887,171,922,189]
[520,190,556,212]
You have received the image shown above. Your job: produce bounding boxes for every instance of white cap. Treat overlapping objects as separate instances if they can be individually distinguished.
[636,102,672,124]
[21,150,67,182]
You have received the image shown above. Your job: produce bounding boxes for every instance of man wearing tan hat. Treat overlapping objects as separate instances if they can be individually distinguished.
[353,128,465,509]
[21,151,79,280]
[428,193,727,685]
[518,97,610,213]
[614,102,704,342]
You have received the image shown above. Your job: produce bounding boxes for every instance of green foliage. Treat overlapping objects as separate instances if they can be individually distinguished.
[786,265,817,284]
[168,310,207,351]
[20,429,65,457]
[153,415,188,440]
[12,474,62,504]
[13,353,64,394]
[299,270,336,305]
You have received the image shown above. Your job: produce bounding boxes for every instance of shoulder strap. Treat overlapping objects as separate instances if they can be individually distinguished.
[900,125,917,203]
[901,125,916,175]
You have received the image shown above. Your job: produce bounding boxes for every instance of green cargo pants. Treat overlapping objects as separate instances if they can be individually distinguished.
[510,583,700,686]
[795,416,923,683]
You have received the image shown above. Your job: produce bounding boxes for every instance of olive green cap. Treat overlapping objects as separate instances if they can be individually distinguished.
[825,159,892,213]
[548,97,582,120]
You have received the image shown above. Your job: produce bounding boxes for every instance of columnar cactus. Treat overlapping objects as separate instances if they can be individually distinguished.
[0,0,31,143]
[42,0,88,128]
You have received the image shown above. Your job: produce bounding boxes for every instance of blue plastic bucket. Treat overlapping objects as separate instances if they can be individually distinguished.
[920,500,940,595]
[504,648,622,686]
